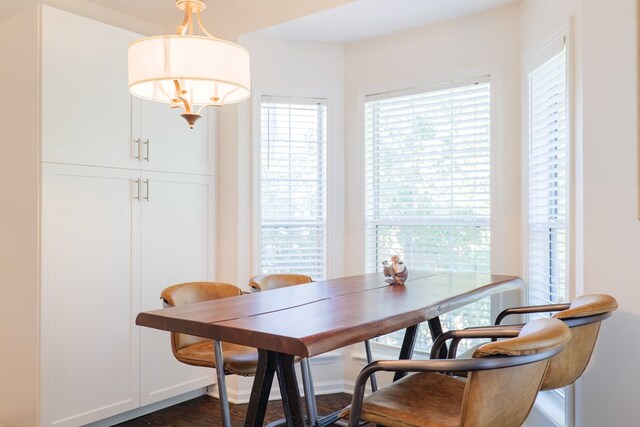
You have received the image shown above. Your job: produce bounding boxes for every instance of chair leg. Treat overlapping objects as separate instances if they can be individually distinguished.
[213,340,231,427]
[364,340,378,392]
[300,358,318,426]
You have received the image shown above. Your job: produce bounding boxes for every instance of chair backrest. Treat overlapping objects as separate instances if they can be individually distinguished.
[460,318,571,427]
[248,274,313,292]
[539,293,617,390]
[160,281,242,351]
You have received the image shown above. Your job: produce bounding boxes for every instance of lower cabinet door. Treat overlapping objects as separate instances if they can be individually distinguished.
[139,171,216,405]
[41,163,141,426]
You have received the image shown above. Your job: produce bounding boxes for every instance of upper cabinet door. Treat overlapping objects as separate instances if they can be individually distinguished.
[133,98,216,175]
[41,6,140,169]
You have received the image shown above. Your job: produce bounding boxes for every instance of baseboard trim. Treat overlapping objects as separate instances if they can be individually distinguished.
[84,388,208,427]
[210,379,345,404]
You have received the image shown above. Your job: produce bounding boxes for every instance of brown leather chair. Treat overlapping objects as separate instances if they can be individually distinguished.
[343,317,571,427]
[434,294,618,391]
[160,282,258,427]
[248,273,313,292]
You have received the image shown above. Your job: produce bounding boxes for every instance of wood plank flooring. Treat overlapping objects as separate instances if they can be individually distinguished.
[115,393,355,426]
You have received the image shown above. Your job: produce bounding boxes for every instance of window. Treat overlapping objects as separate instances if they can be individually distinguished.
[258,96,327,279]
[526,40,569,417]
[527,45,568,310]
[364,79,491,351]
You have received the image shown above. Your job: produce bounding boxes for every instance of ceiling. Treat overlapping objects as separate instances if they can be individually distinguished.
[0,0,520,42]
[0,0,354,38]
[248,0,521,44]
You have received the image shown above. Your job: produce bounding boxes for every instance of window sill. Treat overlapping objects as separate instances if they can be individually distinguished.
[351,341,429,363]
[528,390,565,427]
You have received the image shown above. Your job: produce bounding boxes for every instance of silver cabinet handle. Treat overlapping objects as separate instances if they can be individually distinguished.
[143,179,150,201]
[133,138,141,160]
[133,179,141,200]
[143,139,150,162]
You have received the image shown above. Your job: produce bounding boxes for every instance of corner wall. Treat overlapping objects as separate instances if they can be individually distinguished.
[0,8,40,427]
[576,0,640,424]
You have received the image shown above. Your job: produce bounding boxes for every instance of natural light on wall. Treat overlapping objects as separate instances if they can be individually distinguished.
[364,79,491,351]
[258,96,327,280]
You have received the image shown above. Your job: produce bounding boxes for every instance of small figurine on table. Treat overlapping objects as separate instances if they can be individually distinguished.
[382,255,408,285]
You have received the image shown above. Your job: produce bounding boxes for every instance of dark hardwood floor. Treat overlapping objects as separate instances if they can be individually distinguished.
[115,393,355,426]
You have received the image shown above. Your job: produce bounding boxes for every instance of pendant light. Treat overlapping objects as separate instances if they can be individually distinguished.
[128,0,251,128]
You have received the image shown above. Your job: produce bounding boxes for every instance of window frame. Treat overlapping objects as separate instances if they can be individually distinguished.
[522,29,574,427]
[252,86,342,280]
[360,75,498,352]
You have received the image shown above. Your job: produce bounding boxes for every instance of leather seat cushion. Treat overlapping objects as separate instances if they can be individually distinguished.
[554,294,618,319]
[248,274,312,291]
[473,317,570,357]
[175,340,259,376]
[342,373,466,427]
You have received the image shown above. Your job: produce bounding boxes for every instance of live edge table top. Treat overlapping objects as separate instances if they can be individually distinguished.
[136,272,522,358]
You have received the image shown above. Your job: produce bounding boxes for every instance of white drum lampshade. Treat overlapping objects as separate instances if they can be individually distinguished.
[127,0,251,128]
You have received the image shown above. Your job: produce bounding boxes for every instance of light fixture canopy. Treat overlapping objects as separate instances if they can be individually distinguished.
[128,0,250,128]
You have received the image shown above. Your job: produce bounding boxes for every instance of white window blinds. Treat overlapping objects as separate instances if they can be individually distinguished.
[527,46,567,309]
[259,96,327,279]
[364,80,491,349]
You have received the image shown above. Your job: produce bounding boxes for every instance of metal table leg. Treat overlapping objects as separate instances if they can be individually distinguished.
[244,349,277,427]
[213,340,231,427]
[245,349,305,427]
[392,324,419,381]
[363,340,378,392]
[275,352,305,427]
[300,358,319,426]
[428,316,448,359]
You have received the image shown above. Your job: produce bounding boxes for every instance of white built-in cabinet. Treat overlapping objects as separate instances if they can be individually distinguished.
[36,6,216,427]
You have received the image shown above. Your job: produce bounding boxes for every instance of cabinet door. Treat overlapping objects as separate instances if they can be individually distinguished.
[139,171,215,405]
[41,6,140,169]
[41,164,141,426]
[133,98,216,175]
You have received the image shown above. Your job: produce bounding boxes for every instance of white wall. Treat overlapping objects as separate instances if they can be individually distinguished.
[520,0,577,55]
[0,8,40,427]
[576,0,640,425]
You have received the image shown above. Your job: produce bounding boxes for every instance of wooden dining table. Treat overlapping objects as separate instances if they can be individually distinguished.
[136,271,522,427]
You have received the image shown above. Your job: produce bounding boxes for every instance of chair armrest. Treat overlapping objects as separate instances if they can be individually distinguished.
[495,303,571,325]
[347,347,565,427]
[430,327,521,360]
